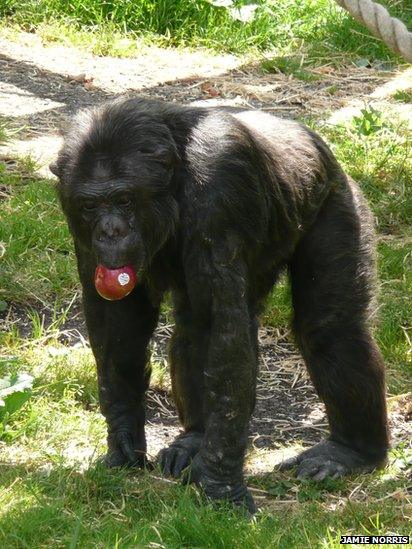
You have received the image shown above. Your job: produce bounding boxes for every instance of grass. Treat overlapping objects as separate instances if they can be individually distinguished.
[0,465,409,547]
[0,0,411,58]
[260,55,321,82]
[0,167,77,306]
[0,327,411,546]
[392,89,412,103]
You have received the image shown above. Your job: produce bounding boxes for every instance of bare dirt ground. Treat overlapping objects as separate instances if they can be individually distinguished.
[1,30,411,472]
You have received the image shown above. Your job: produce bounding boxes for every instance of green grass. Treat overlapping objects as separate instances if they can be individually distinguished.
[260,55,321,81]
[0,0,411,57]
[0,329,410,546]
[392,89,412,103]
[0,171,77,305]
[0,465,409,547]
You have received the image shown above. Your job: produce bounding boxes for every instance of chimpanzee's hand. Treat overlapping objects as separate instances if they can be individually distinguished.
[182,453,256,514]
[158,431,203,477]
[103,430,149,468]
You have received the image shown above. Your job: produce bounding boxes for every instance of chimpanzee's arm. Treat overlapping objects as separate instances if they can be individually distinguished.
[183,240,257,512]
[78,254,159,467]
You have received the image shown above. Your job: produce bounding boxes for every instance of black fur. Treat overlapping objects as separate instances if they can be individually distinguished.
[52,97,389,512]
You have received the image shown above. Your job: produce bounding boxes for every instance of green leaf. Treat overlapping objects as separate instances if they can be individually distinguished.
[0,372,34,419]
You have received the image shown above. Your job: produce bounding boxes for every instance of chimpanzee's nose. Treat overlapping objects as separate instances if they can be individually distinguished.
[95,215,129,242]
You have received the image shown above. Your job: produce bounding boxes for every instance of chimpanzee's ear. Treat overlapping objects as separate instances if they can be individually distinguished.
[150,145,180,167]
[49,160,61,177]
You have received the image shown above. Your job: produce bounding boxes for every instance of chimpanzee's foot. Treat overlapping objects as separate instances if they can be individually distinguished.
[158,431,203,477]
[102,430,148,468]
[182,453,257,515]
[278,440,387,481]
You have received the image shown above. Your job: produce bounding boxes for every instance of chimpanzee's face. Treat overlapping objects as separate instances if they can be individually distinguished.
[66,170,144,270]
[51,106,180,274]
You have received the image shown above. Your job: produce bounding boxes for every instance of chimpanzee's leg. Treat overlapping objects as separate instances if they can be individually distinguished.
[281,181,389,480]
[158,292,207,477]
[82,281,159,468]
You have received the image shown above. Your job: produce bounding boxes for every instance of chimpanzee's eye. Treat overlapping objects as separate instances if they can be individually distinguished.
[117,196,132,207]
[82,201,96,212]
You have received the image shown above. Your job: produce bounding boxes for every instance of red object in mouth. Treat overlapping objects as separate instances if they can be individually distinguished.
[94,264,137,300]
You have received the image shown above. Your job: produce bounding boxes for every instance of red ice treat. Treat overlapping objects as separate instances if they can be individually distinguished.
[94,264,137,301]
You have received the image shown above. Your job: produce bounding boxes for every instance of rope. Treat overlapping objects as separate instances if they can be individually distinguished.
[335,0,412,63]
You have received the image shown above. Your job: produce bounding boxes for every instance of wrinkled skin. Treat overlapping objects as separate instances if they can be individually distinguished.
[52,98,389,514]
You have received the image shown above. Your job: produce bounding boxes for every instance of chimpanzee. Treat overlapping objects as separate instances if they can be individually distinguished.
[50,97,389,513]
